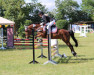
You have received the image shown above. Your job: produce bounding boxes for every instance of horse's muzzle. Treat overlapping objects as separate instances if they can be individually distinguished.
[25,26,28,32]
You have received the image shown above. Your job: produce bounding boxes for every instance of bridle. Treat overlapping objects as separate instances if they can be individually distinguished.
[30,24,43,32]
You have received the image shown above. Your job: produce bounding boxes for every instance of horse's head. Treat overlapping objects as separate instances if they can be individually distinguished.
[25,25,31,39]
[24,24,41,38]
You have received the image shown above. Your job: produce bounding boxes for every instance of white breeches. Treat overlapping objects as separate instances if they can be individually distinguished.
[47,20,55,30]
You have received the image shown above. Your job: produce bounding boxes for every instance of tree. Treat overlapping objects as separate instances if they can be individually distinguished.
[2,0,25,32]
[81,0,94,20]
[56,20,69,29]
[22,1,48,23]
[1,0,48,37]
[55,0,79,23]
[0,0,4,17]
[29,2,48,23]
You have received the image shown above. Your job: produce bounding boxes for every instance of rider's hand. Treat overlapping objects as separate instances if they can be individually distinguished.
[40,23,43,26]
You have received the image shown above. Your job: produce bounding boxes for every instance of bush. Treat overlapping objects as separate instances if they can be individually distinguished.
[56,20,69,29]
[24,20,32,26]
[18,25,25,38]
[18,20,32,38]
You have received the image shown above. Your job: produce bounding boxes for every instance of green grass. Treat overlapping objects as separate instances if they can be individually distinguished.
[0,33,94,75]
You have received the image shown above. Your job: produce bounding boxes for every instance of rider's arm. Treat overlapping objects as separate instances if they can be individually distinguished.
[42,15,48,25]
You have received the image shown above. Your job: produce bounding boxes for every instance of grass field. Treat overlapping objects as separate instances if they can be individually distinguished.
[0,33,94,75]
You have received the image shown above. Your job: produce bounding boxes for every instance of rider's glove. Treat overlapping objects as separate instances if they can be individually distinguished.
[40,23,44,26]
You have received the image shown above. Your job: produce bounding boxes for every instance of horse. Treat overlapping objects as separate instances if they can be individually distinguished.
[25,24,78,56]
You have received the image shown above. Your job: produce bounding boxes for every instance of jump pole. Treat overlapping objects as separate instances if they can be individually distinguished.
[0,27,6,49]
[51,39,67,58]
[79,25,88,37]
[44,27,57,65]
[29,29,39,64]
[37,39,47,58]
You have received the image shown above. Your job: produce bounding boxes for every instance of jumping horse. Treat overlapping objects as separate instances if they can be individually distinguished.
[25,24,78,56]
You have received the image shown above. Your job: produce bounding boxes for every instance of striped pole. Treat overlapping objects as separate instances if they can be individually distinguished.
[37,39,47,58]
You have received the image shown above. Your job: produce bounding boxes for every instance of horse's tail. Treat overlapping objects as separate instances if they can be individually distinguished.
[69,30,78,47]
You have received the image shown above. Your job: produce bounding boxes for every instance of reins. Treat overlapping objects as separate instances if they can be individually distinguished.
[36,26,43,32]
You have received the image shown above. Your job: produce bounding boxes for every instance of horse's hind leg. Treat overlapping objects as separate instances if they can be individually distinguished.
[63,40,77,56]
[67,42,77,56]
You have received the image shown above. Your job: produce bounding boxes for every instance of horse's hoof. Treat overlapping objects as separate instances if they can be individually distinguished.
[72,51,77,57]
[75,44,78,47]
[74,54,78,57]
[72,51,77,56]
[73,53,77,57]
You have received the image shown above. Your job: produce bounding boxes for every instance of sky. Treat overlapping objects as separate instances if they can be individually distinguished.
[25,0,82,11]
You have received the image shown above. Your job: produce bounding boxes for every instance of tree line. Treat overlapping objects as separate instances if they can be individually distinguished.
[55,0,94,29]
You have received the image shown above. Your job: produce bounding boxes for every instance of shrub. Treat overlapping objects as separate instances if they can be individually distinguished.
[18,20,32,38]
[56,20,69,29]
[24,20,32,26]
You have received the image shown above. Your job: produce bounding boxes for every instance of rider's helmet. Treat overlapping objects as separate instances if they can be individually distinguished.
[38,11,44,15]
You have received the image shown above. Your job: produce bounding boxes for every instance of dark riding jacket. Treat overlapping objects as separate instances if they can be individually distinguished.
[41,15,54,25]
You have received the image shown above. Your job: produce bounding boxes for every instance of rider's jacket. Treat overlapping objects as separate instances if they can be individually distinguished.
[41,15,54,25]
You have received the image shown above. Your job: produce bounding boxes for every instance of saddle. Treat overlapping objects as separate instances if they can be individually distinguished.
[43,25,57,33]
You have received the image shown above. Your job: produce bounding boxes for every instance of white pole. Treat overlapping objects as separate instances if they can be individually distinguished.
[0,28,6,49]
[51,39,63,58]
[44,26,57,65]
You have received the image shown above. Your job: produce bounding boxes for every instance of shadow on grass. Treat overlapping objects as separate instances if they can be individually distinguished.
[59,44,87,48]
[76,37,84,38]
[57,55,94,64]
[58,45,67,48]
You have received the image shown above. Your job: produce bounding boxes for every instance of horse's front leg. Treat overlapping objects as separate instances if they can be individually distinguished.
[35,33,42,39]
[35,35,37,39]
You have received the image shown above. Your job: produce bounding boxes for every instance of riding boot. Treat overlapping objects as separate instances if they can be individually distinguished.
[45,29,47,38]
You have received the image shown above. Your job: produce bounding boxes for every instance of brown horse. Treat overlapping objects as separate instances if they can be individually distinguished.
[25,24,78,56]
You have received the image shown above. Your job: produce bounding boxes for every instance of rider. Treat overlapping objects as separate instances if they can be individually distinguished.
[38,11,55,33]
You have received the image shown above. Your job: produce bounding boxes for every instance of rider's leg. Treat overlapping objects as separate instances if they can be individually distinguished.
[47,20,55,28]
[49,20,55,27]
[47,20,55,33]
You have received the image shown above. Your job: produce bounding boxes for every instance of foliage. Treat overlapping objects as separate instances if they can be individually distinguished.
[18,20,32,38]
[69,10,92,23]
[0,0,47,38]
[17,1,47,37]
[81,0,94,21]
[18,24,25,38]
[24,20,32,26]
[55,0,79,23]
[55,0,92,23]
[1,0,25,32]
[56,20,69,29]
[0,0,4,17]
[29,3,48,23]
